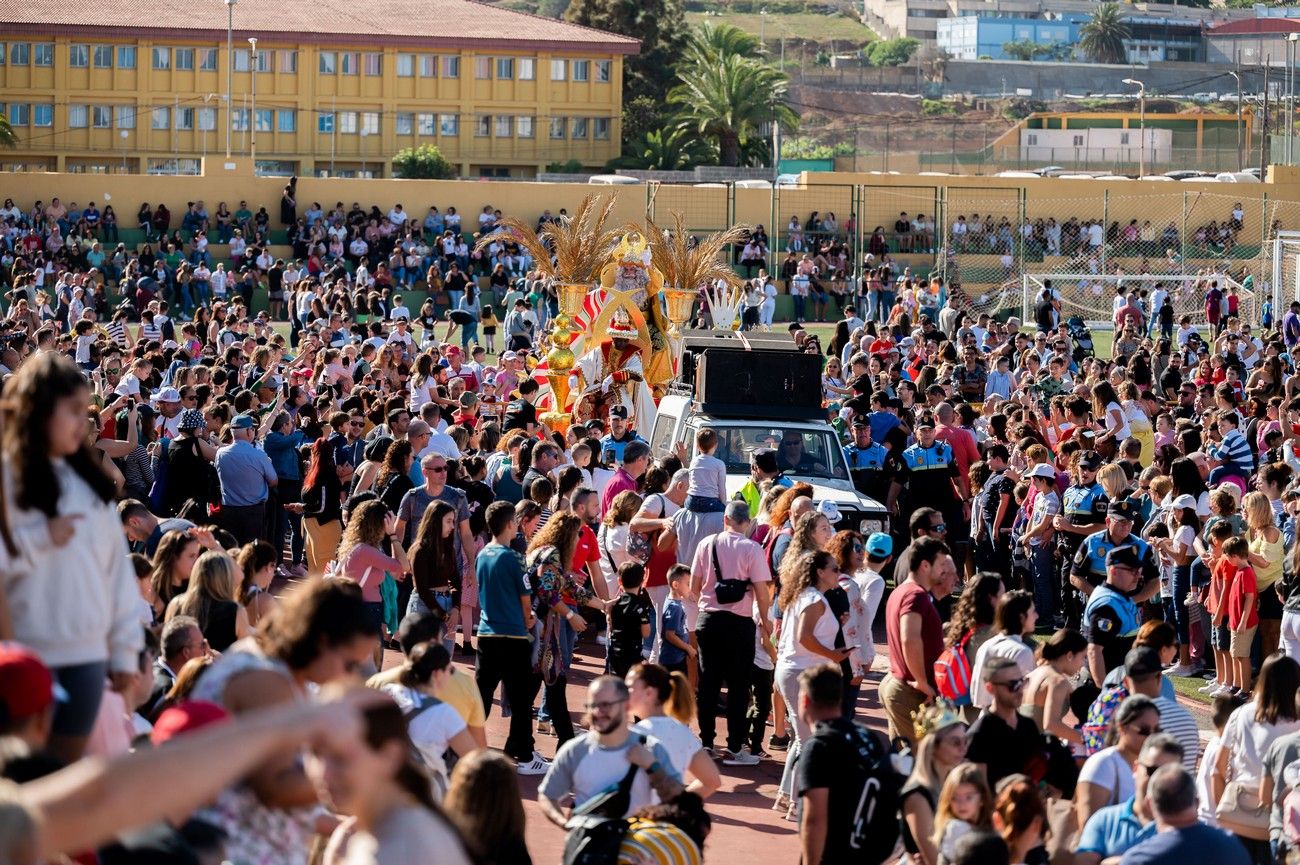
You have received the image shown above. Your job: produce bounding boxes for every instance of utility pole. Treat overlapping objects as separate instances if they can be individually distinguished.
[1230,65,1243,171]
[248,37,258,166]
[224,0,236,160]
[1261,62,1270,181]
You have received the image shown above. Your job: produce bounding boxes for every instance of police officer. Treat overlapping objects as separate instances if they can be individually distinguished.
[1053,450,1108,629]
[973,443,1017,577]
[599,405,646,465]
[843,417,891,504]
[1081,544,1145,705]
[888,415,966,553]
[1069,498,1160,603]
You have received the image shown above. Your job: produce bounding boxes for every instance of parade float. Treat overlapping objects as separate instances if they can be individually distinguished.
[481,195,748,435]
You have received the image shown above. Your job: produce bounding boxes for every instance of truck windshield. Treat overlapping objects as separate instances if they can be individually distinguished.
[704,424,849,481]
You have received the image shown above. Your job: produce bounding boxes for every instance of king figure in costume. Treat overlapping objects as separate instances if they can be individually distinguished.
[574,307,657,434]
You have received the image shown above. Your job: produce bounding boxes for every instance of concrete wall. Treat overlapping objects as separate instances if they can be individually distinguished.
[3,159,1298,251]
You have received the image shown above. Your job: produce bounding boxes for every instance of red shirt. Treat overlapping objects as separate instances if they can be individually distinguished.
[935,425,980,490]
[1226,563,1259,630]
[885,579,943,688]
[563,522,601,605]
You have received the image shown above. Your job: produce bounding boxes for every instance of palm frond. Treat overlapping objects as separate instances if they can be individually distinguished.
[540,193,622,284]
[648,212,750,292]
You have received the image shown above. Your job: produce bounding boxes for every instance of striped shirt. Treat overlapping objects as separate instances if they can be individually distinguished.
[105,319,129,347]
[1155,695,1201,773]
[1216,428,1254,471]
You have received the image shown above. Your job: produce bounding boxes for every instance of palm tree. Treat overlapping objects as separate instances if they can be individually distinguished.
[0,114,16,149]
[686,22,762,64]
[1080,3,1130,64]
[669,53,798,166]
[609,127,714,170]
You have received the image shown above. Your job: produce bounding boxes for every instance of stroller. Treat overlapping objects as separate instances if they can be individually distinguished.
[1066,315,1094,362]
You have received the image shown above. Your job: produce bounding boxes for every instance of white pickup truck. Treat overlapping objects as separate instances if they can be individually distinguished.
[645,330,890,537]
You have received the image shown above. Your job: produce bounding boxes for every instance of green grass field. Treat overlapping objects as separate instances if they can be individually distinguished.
[686,10,876,45]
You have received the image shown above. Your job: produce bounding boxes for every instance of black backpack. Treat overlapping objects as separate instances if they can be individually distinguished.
[822,719,902,865]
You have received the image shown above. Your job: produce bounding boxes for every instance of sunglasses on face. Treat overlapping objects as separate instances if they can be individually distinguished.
[425,464,447,473]
[993,677,1027,693]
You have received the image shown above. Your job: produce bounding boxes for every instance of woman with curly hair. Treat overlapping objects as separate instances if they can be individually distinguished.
[943,572,1005,722]
[301,436,344,576]
[0,352,147,762]
[376,439,415,514]
[526,512,604,743]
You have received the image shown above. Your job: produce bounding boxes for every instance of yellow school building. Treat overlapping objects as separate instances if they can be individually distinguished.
[0,0,637,178]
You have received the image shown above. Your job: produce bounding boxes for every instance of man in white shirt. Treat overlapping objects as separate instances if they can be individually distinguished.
[389,296,411,321]
[388,204,408,227]
[969,590,1037,710]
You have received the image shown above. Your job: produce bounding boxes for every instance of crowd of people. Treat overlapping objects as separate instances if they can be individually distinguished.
[0,184,1299,865]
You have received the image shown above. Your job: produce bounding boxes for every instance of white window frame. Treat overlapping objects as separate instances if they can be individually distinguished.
[68,104,88,128]
[68,44,89,68]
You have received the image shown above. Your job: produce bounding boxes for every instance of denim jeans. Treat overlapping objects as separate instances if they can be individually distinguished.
[1170,562,1193,645]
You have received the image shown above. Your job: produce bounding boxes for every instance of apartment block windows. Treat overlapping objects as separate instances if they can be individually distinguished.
[68,44,88,68]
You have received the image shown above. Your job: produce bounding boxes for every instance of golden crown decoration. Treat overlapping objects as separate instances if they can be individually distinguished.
[912,700,965,741]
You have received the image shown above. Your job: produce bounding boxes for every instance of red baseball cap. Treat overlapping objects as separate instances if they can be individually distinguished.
[0,643,65,721]
[150,700,230,746]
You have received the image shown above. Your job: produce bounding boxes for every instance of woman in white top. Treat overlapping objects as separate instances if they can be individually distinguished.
[598,489,641,598]
[774,550,857,800]
[1091,381,1130,454]
[379,643,476,800]
[1212,654,1300,854]
[311,697,472,865]
[1075,694,1159,831]
[626,662,722,799]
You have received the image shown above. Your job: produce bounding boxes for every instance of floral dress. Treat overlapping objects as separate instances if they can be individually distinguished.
[526,544,595,684]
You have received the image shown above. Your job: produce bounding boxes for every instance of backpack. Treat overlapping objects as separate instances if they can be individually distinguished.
[828,719,903,865]
[1081,684,1129,755]
[401,692,451,799]
[561,735,647,865]
[933,628,975,707]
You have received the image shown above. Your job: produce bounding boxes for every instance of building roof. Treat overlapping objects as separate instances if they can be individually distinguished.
[0,0,641,54]
[1208,17,1300,37]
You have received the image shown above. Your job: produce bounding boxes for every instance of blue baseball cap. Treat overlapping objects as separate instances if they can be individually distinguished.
[230,414,256,430]
[865,532,893,558]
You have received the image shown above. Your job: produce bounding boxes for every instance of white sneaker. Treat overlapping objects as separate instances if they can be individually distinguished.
[1198,681,1221,694]
[722,747,761,766]
[1164,663,1196,678]
[1210,684,1234,698]
[516,752,551,775]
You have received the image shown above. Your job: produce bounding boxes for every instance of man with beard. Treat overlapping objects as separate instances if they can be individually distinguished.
[538,676,681,825]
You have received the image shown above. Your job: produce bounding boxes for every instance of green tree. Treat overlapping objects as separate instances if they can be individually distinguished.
[391,144,456,179]
[670,52,798,166]
[565,0,689,132]
[1001,40,1040,61]
[864,37,919,67]
[0,114,16,149]
[536,0,570,17]
[609,126,714,170]
[686,22,762,64]
[1080,3,1130,64]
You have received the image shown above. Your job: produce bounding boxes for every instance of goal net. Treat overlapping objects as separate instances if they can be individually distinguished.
[1269,230,1300,317]
[1020,271,1256,331]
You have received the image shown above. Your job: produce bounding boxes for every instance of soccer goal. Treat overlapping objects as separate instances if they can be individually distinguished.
[1020,271,1255,331]
[1269,229,1300,313]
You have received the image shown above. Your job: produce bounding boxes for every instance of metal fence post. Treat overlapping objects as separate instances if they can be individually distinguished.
[1101,189,1109,274]
[1181,190,1189,266]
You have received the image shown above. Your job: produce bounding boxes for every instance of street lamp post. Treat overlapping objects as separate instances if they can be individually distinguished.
[224,0,236,160]
[1123,77,1146,177]
[360,127,369,177]
[120,129,129,173]
[1288,34,1299,164]
[759,8,768,51]
[248,36,258,168]
[1229,69,1243,171]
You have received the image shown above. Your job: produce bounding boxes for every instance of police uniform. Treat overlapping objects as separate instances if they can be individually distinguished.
[1084,579,1142,677]
[1057,471,1109,628]
[895,436,963,541]
[600,429,646,465]
[844,439,891,502]
[1071,529,1158,595]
